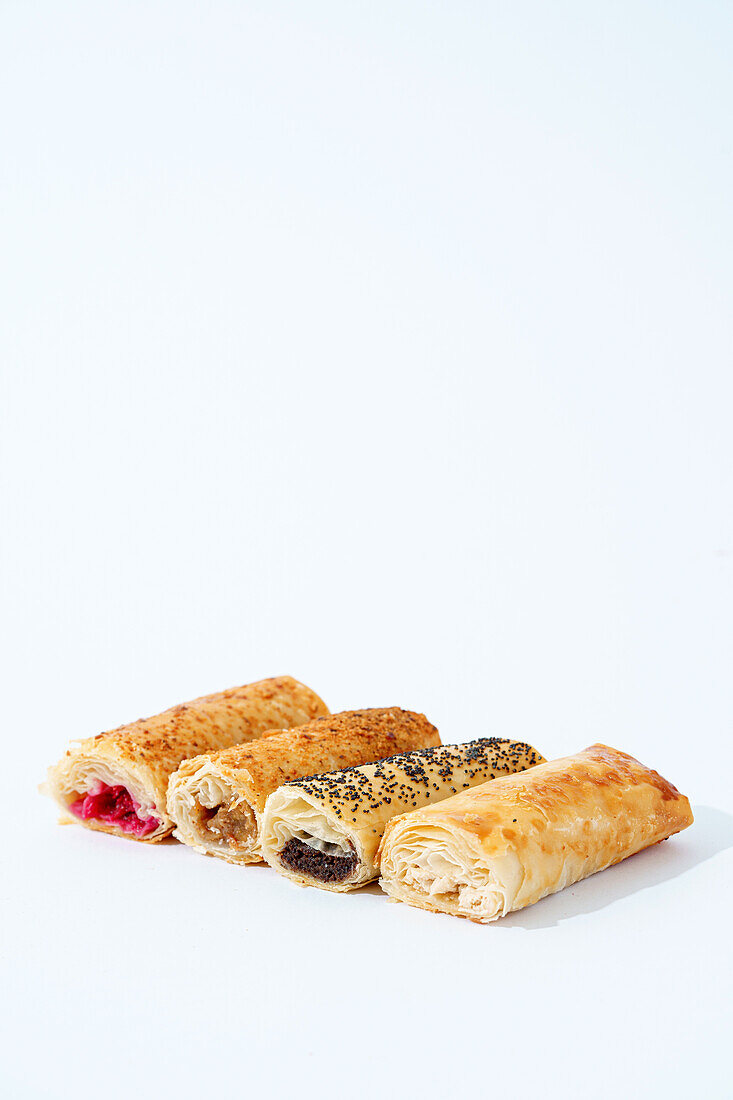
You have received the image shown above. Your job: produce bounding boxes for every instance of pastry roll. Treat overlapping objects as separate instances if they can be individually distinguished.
[261,738,544,892]
[43,676,328,842]
[378,744,693,922]
[167,708,440,864]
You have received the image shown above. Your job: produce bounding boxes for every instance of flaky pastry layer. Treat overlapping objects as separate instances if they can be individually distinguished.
[378,744,693,922]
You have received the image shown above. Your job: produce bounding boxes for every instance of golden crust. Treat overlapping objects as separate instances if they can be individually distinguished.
[44,676,329,841]
[167,708,441,863]
[199,708,440,798]
[378,744,694,922]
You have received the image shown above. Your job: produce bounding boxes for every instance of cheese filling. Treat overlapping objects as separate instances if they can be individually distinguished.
[383,828,524,921]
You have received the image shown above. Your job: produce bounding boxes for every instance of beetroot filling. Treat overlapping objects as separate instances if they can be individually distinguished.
[69,782,159,837]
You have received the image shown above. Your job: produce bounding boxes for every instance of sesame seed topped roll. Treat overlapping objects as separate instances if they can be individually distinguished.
[167,708,440,864]
[43,676,328,843]
[260,739,544,892]
[378,744,694,922]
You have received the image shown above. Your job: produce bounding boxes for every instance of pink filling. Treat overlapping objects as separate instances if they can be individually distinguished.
[69,782,160,838]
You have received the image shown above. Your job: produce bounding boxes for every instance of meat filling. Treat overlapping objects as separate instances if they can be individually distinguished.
[69,782,159,838]
[279,837,358,883]
[202,802,256,847]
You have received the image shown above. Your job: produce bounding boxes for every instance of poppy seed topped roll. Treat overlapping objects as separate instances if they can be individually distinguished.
[260,738,544,892]
[167,708,440,864]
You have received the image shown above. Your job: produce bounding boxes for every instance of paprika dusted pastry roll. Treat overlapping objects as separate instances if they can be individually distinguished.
[167,708,440,864]
[378,744,694,923]
[261,739,544,892]
[43,676,328,842]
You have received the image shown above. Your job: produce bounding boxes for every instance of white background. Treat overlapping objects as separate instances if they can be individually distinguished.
[2,3,732,1097]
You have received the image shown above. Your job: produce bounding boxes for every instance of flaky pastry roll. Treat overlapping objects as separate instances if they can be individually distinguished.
[261,739,544,892]
[167,708,440,864]
[43,676,328,842]
[377,744,693,922]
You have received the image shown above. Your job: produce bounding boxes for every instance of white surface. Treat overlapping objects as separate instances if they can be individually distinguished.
[1,3,732,1098]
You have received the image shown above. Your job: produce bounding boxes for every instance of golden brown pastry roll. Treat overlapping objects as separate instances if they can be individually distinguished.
[378,744,693,923]
[43,676,328,842]
[167,708,440,864]
[260,738,544,892]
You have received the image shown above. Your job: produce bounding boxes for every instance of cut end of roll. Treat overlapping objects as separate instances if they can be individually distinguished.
[378,823,520,923]
[167,758,262,863]
[43,755,169,842]
[261,787,368,890]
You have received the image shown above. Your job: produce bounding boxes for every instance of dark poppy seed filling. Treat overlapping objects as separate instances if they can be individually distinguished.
[279,838,358,883]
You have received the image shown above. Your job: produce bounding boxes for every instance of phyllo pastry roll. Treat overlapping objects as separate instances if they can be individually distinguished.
[167,708,440,864]
[378,743,693,923]
[260,739,544,892]
[44,676,328,842]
